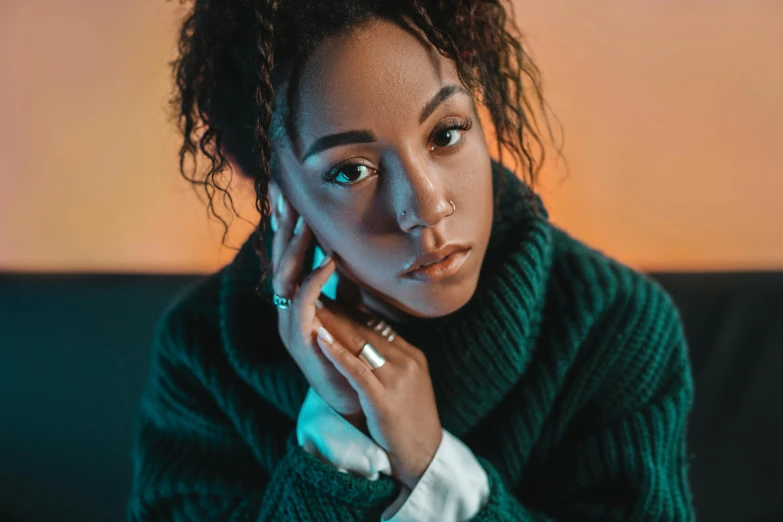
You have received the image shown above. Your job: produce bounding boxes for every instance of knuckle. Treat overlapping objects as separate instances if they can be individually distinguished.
[339,348,355,366]
[280,263,299,290]
[272,260,289,284]
[271,273,291,297]
[400,356,419,373]
[355,364,370,381]
[351,333,369,353]
[278,256,300,280]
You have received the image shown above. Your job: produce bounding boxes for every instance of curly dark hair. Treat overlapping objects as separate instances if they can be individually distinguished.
[169,0,562,297]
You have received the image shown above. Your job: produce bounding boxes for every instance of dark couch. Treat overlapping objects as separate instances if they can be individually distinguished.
[1,271,781,522]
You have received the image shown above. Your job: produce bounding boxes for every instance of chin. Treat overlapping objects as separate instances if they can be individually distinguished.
[395,275,480,319]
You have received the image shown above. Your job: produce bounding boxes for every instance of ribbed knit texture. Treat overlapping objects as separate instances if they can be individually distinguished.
[127,160,696,521]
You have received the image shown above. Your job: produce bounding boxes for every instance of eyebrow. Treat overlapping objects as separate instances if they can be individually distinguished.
[301,84,470,162]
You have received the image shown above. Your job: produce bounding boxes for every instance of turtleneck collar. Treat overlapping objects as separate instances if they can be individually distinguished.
[218,159,554,439]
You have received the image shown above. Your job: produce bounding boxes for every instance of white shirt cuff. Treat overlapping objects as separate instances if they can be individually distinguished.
[297,387,490,521]
[381,428,490,521]
[296,386,392,480]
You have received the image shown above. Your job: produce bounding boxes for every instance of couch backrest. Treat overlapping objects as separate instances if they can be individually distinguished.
[652,272,783,522]
[1,272,781,522]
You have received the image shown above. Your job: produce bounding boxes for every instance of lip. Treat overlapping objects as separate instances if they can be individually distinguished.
[403,246,472,282]
[403,243,471,274]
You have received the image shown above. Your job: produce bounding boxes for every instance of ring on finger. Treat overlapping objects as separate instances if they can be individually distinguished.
[273,293,293,310]
[358,341,386,370]
[365,317,382,328]
[365,317,396,342]
[368,318,390,334]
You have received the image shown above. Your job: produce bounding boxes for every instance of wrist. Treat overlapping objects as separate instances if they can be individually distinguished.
[393,429,443,490]
[393,461,426,491]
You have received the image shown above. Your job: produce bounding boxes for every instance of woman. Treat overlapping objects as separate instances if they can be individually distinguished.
[127,0,695,520]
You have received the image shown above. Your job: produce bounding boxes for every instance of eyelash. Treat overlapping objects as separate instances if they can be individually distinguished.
[321,117,473,187]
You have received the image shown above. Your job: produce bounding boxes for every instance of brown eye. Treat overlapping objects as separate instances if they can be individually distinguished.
[433,128,460,148]
[429,118,472,151]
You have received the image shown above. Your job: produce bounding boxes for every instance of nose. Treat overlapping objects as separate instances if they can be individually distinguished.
[391,152,453,232]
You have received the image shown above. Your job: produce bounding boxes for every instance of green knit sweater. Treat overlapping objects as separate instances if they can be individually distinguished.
[127,161,695,521]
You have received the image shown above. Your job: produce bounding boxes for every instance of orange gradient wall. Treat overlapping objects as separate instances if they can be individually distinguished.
[1,1,781,274]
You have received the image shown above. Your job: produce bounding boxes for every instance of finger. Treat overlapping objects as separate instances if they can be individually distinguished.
[272,217,313,299]
[358,322,414,366]
[358,313,421,360]
[316,300,405,365]
[325,267,412,355]
[266,186,279,233]
[315,299,371,357]
[271,193,296,272]
[316,329,383,401]
[292,255,335,325]
[368,323,422,362]
[356,314,427,370]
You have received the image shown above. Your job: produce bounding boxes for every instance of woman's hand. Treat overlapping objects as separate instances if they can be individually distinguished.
[314,302,444,490]
[270,193,362,419]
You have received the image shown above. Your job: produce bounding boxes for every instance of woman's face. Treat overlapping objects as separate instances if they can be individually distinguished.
[272,18,494,320]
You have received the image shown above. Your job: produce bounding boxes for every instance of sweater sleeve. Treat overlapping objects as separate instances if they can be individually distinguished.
[464,287,696,522]
[296,386,491,521]
[296,386,393,480]
[126,311,401,522]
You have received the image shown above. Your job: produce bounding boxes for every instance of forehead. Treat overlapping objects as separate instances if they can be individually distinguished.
[292,18,463,145]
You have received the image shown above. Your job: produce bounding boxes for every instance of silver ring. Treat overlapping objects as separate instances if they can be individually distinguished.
[372,320,387,332]
[358,341,386,369]
[272,293,292,310]
[365,317,397,343]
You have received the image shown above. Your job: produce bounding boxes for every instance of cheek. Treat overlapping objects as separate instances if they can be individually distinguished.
[454,153,493,216]
[312,220,374,262]
[316,228,401,296]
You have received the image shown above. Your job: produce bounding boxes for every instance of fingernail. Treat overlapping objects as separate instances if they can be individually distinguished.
[277,193,285,217]
[317,326,334,344]
[315,298,324,309]
[294,216,305,235]
[271,213,278,232]
[318,255,332,268]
